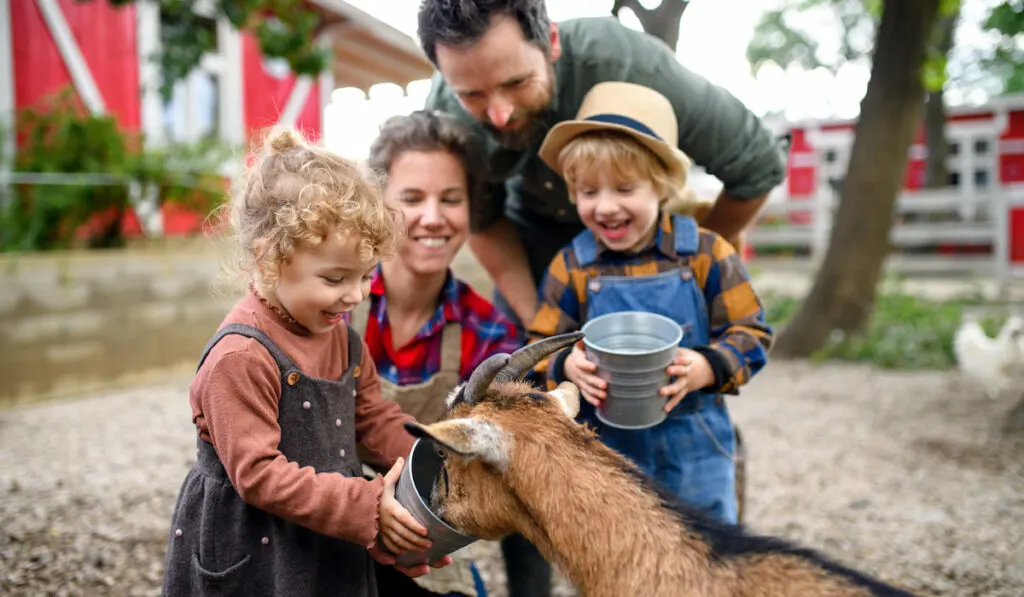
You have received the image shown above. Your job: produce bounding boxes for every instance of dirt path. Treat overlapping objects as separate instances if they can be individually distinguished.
[0,361,1021,596]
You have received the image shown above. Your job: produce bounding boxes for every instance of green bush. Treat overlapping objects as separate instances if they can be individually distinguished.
[763,288,1005,370]
[0,89,231,252]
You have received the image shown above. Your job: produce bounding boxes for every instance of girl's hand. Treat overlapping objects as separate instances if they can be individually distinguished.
[368,545,453,579]
[660,348,715,412]
[564,342,606,406]
[377,457,432,555]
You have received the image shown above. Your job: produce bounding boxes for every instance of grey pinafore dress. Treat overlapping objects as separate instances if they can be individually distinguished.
[350,302,480,597]
[162,322,375,597]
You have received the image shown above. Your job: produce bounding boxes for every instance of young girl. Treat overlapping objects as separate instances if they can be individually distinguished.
[162,128,449,596]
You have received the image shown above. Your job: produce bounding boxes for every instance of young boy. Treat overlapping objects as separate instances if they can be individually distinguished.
[527,82,774,525]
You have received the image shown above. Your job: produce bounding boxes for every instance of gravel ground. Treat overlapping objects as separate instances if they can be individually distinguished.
[1,361,1021,597]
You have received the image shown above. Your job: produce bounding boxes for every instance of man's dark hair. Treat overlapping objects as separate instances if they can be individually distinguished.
[417,0,551,65]
[368,110,490,228]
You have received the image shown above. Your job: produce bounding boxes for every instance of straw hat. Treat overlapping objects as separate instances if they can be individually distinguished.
[538,81,691,184]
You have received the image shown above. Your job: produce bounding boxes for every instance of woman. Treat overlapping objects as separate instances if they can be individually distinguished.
[353,110,520,597]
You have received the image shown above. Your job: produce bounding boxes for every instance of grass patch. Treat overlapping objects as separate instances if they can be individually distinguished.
[763,288,1009,370]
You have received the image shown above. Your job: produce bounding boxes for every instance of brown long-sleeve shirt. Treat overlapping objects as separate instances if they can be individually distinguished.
[189,291,416,549]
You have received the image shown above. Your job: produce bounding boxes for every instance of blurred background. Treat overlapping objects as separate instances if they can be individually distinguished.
[0,1,1022,596]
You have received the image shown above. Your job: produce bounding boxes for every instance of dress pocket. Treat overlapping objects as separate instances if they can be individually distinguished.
[191,552,251,595]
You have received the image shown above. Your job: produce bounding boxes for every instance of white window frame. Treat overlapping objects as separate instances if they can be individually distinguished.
[137,0,243,148]
[1,0,15,182]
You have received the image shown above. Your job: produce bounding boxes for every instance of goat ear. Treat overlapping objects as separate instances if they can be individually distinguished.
[548,381,580,419]
[404,418,510,468]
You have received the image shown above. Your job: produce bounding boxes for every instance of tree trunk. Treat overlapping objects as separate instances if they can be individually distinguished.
[923,90,948,189]
[923,13,958,189]
[611,0,690,50]
[772,0,941,357]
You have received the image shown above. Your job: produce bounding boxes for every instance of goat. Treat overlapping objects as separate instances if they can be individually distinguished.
[405,333,924,597]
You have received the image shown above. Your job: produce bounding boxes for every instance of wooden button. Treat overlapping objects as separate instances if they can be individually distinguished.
[286,372,300,386]
[352,365,361,378]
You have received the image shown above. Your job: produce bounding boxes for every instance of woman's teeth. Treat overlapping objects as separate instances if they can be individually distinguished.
[417,237,447,248]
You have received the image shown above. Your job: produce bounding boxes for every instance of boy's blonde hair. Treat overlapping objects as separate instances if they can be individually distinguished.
[221,127,398,289]
[558,130,690,206]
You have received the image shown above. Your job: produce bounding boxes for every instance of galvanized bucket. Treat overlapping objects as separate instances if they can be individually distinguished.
[581,311,684,430]
[394,438,477,566]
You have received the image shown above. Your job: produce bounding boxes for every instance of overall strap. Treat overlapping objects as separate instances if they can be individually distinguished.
[438,322,462,375]
[671,214,700,257]
[349,299,371,336]
[570,228,599,267]
[196,323,296,373]
[346,322,363,380]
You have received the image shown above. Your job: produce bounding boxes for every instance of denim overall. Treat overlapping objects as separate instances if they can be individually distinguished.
[572,214,738,524]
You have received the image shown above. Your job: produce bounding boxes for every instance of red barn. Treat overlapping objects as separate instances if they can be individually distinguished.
[1,0,434,236]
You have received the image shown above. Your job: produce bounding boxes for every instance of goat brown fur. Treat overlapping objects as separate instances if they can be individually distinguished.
[406,339,924,597]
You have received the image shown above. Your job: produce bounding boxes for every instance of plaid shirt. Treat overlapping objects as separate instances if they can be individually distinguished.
[528,213,773,395]
[347,268,519,385]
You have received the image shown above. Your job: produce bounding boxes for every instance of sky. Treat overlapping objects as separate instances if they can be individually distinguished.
[324,0,1004,159]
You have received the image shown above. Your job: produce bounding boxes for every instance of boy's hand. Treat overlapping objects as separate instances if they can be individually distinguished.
[661,348,715,411]
[377,457,432,555]
[564,342,606,406]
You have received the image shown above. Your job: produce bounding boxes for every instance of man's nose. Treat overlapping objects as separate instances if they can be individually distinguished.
[487,99,514,129]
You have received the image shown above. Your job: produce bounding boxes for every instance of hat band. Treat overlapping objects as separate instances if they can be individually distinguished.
[583,114,663,141]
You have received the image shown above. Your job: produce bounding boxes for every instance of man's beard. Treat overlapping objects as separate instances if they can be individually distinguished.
[483,63,556,151]
[485,111,550,150]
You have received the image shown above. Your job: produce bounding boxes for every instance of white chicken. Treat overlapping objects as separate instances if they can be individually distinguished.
[953,315,1024,399]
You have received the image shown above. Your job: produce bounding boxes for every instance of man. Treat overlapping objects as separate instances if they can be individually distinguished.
[417,1,787,595]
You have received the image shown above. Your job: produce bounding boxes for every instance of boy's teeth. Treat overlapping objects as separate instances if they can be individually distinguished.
[418,238,446,248]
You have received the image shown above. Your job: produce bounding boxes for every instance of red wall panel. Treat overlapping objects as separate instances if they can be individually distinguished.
[241,34,321,141]
[11,0,140,129]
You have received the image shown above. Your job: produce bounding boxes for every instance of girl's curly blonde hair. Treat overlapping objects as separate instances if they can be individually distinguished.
[219,127,398,290]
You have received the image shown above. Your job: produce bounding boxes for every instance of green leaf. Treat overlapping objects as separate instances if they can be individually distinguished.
[922,53,948,92]
[1,87,232,252]
[84,0,329,99]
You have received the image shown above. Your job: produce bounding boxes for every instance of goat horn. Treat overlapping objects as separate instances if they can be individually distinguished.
[461,353,511,405]
[496,332,586,383]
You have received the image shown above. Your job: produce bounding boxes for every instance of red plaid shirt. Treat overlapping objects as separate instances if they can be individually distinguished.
[347,268,519,385]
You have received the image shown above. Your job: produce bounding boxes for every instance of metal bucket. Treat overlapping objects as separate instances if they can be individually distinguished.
[393,438,477,566]
[581,311,684,430]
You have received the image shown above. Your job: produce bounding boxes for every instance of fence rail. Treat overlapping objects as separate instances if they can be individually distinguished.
[746,184,1024,291]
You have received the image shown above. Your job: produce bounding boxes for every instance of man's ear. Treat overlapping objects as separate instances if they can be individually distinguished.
[549,22,561,61]
[405,418,511,469]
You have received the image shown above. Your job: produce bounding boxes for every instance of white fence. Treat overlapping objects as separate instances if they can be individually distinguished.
[746,184,1024,290]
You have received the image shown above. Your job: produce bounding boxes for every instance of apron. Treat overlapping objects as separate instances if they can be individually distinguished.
[162,323,374,597]
[351,301,482,597]
[572,214,739,525]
